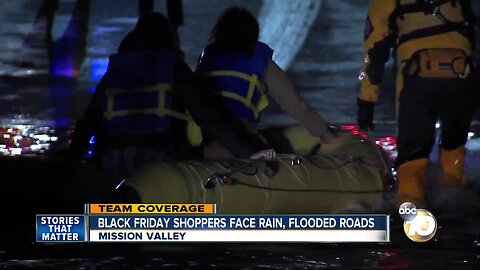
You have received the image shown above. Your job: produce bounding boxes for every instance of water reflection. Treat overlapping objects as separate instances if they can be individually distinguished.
[0,0,90,155]
[0,124,56,156]
[0,0,186,155]
[0,115,71,156]
[1,228,479,269]
[48,0,90,129]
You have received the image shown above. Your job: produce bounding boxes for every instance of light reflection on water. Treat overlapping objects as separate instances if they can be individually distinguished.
[0,120,401,159]
[0,116,71,157]
[0,124,58,156]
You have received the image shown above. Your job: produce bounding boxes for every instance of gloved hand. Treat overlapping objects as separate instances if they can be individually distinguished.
[357,98,375,131]
[250,148,277,160]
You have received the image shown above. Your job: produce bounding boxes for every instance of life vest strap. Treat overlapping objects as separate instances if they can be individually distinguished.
[103,81,202,146]
[164,108,191,122]
[209,70,266,93]
[397,22,468,46]
[104,83,194,122]
[394,0,456,19]
[164,108,203,146]
[209,70,269,119]
[104,83,171,120]
[216,91,261,119]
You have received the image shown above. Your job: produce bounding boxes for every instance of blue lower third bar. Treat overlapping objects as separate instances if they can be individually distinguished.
[36,215,87,242]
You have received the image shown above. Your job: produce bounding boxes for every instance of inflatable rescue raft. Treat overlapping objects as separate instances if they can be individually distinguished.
[120,126,394,214]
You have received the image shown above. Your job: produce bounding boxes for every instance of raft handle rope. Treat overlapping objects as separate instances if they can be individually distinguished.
[204,174,386,193]
[233,180,386,194]
[203,155,388,193]
[203,154,302,189]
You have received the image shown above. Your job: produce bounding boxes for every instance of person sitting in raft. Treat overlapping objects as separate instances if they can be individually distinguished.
[195,6,338,159]
[68,11,276,180]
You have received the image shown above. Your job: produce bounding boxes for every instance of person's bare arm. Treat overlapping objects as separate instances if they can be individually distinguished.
[264,60,337,143]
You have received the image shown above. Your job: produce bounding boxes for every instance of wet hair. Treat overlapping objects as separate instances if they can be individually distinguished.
[118,11,178,53]
[210,7,259,55]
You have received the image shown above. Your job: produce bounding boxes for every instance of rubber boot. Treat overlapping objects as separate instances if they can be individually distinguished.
[396,158,429,208]
[439,146,466,187]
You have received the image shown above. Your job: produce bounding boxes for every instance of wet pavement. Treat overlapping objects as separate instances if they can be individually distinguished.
[1,0,480,269]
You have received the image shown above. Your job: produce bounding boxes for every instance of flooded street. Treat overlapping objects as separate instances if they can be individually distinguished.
[1,0,480,268]
[2,214,480,269]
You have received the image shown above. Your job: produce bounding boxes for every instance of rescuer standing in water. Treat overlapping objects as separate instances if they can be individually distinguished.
[196,7,338,159]
[357,0,478,206]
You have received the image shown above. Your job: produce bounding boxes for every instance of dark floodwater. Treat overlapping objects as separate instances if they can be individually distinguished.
[1,215,480,269]
[0,149,480,269]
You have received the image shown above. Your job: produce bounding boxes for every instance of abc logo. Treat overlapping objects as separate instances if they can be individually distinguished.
[398,202,417,221]
[398,202,437,242]
[403,209,437,242]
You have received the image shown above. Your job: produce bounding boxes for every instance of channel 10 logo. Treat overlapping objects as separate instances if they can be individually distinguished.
[398,202,437,242]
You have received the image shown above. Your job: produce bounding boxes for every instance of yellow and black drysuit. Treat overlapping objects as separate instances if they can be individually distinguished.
[358,0,478,205]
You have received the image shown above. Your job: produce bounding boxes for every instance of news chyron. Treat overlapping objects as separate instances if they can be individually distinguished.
[36,204,391,243]
[398,202,437,242]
